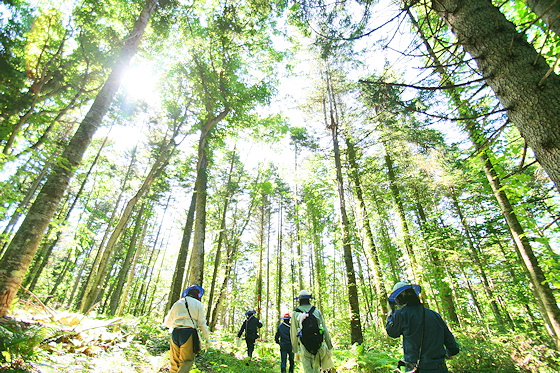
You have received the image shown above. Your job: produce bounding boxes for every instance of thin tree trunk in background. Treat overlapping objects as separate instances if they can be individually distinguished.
[117,216,148,317]
[276,202,283,319]
[413,191,459,325]
[81,138,175,313]
[383,146,419,283]
[345,135,388,324]
[210,194,256,331]
[0,0,157,317]
[256,196,266,317]
[0,165,48,257]
[167,193,196,311]
[206,151,236,317]
[449,191,505,325]
[108,202,146,316]
[432,0,560,192]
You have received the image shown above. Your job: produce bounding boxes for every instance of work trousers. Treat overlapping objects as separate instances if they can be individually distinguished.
[170,328,195,373]
[280,347,294,370]
[246,336,257,358]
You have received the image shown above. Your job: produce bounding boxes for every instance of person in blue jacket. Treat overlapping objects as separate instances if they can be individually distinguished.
[386,282,459,372]
[275,313,294,373]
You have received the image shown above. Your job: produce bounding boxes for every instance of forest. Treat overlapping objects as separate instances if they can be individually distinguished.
[0,0,559,372]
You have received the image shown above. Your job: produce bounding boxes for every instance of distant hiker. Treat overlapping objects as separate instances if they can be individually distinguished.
[386,282,460,372]
[163,285,210,373]
[290,290,333,373]
[275,312,295,373]
[237,309,262,364]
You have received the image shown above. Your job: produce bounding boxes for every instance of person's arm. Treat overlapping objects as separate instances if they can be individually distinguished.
[290,315,299,353]
[385,309,403,338]
[443,323,459,357]
[191,299,210,341]
[316,309,333,349]
[275,326,281,344]
[237,320,246,338]
[163,303,178,329]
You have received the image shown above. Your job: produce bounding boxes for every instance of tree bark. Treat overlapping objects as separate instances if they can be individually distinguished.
[325,73,363,344]
[0,0,157,317]
[432,0,560,192]
[527,0,560,36]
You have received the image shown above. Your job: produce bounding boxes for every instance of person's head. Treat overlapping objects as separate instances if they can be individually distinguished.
[296,290,313,305]
[245,310,256,317]
[281,313,291,324]
[182,285,204,300]
[388,282,421,305]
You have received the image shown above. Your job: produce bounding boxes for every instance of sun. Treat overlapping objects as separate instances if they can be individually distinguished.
[121,62,161,104]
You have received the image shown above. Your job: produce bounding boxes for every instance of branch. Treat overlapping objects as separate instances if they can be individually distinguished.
[358,78,486,91]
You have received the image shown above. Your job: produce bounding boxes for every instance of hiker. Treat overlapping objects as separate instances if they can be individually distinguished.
[290,290,333,373]
[386,282,460,372]
[163,285,210,373]
[275,313,295,373]
[237,309,262,364]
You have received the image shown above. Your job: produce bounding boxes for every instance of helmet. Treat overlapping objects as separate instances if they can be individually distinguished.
[388,282,421,305]
[182,285,204,299]
[296,290,313,299]
[245,309,256,316]
[281,313,291,319]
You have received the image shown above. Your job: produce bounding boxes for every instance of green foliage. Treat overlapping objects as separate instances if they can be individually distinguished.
[123,317,169,355]
[0,320,57,367]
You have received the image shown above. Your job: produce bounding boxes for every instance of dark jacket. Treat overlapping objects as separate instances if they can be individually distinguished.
[386,303,459,370]
[275,321,292,350]
[237,315,262,340]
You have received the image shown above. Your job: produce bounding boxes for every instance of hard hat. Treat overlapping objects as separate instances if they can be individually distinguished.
[281,313,291,319]
[388,282,421,305]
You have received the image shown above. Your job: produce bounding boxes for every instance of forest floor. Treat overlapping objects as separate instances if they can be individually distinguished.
[2,304,560,373]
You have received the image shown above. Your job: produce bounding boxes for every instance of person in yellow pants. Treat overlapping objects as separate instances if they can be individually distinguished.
[164,285,210,373]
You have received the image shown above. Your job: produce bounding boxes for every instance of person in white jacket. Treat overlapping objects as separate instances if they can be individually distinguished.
[164,285,210,373]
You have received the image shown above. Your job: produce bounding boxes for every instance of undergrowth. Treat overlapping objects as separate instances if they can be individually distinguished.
[2,312,559,373]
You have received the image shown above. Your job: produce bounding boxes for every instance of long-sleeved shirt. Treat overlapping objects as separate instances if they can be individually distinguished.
[290,304,333,354]
[275,321,292,350]
[386,303,459,370]
[163,296,209,341]
[237,315,262,339]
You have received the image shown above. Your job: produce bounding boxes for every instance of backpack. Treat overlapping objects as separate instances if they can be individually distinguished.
[296,306,323,355]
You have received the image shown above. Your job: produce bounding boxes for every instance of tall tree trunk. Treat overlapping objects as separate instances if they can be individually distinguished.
[187,109,229,286]
[432,0,560,191]
[0,0,157,317]
[325,73,363,344]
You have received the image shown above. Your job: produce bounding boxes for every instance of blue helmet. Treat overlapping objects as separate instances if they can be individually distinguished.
[388,282,421,305]
[182,285,204,299]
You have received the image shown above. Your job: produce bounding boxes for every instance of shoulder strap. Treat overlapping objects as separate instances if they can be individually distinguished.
[309,306,316,315]
[415,306,426,369]
[184,297,197,327]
